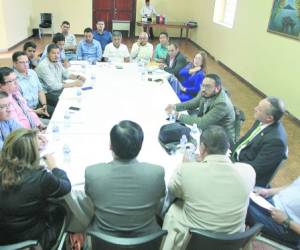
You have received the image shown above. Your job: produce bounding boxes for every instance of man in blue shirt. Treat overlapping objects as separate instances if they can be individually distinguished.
[0,91,21,149]
[93,21,112,52]
[77,27,102,62]
[12,51,52,118]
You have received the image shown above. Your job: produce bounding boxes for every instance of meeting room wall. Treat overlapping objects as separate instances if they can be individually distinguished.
[135,0,189,37]
[0,0,33,51]
[188,0,300,119]
[31,0,92,35]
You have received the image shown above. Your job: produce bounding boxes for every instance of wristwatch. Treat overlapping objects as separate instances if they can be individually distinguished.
[282,217,291,229]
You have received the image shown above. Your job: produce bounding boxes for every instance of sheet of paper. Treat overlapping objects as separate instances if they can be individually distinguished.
[250,192,275,211]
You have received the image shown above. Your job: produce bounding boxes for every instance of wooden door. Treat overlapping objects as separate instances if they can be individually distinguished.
[93,0,136,36]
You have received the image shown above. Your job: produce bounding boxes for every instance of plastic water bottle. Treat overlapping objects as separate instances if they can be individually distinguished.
[64,111,71,128]
[179,134,188,153]
[52,123,60,141]
[190,123,201,148]
[90,72,96,84]
[185,144,196,161]
[168,112,176,123]
[63,144,71,163]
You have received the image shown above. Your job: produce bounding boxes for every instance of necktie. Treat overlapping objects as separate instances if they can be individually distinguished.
[232,123,262,160]
[13,94,36,128]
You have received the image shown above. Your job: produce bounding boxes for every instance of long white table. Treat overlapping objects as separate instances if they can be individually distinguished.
[45,62,183,186]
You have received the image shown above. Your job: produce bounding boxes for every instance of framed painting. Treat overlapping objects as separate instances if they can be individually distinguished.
[268,0,300,40]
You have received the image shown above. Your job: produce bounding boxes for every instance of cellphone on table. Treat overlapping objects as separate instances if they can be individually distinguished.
[69,106,80,111]
[81,86,93,91]
[154,79,163,82]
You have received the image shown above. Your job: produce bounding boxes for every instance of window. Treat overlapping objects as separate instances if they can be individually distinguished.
[213,0,238,28]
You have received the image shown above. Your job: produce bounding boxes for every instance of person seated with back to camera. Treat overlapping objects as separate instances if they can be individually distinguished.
[85,120,165,237]
[0,128,71,249]
[168,51,207,102]
[161,125,255,250]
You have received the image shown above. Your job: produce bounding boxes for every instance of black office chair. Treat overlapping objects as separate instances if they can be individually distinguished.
[233,106,245,143]
[0,240,39,250]
[39,13,53,38]
[185,223,263,250]
[88,230,168,250]
[265,146,289,188]
[256,233,299,250]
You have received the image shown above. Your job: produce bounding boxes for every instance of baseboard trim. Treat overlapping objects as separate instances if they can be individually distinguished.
[187,38,300,125]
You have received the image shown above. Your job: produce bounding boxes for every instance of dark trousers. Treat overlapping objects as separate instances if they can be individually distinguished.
[247,199,300,247]
[46,89,63,110]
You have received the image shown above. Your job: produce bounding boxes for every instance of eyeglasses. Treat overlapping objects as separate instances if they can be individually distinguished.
[4,78,17,84]
[17,61,29,65]
[0,103,11,110]
[201,84,215,90]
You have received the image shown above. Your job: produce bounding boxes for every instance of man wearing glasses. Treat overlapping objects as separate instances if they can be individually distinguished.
[0,67,45,130]
[165,74,236,144]
[13,51,52,118]
[0,91,21,149]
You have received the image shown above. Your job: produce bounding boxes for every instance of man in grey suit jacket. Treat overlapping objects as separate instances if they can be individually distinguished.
[231,97,288,187]
[165,73,236,143]
[85,120,165,236]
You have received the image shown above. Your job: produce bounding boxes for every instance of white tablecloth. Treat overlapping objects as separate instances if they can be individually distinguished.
[45,62,183,186]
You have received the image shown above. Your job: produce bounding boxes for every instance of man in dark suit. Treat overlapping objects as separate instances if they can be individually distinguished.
[165,74,236,143]
[159,42,187,82]
[85,120,165,236]
[231,97,288,187]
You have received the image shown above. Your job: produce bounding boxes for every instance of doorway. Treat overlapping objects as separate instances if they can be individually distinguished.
[93,0,136,37]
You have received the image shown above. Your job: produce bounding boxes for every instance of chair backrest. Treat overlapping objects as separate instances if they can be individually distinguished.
[40,13,52,25]
[186,223,263,250]
[266,146,289,188]
[0,240,39,250]
[88,230,167,250]
[234,106,245,143]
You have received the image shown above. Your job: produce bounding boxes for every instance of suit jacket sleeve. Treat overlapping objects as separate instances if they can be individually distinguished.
[178,101,230,129]
[241,138,286,178]
[175,94,202,112]
[165,54,187,76]
[168,166,183,199]
[41,168,71,198]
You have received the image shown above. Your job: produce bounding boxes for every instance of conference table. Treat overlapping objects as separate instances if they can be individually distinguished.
[45,61,184,188]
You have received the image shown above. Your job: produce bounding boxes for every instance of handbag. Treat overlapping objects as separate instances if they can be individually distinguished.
[158,122,192,154]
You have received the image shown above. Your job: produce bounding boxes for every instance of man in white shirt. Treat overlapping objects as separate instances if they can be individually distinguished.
[103,31,130,63]
[247,179,300,247]
[140,0,158,39]
[130,32,153,63]
[61,21,77,61]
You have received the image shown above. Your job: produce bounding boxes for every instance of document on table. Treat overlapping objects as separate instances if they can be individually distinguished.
[250,192,275,211]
